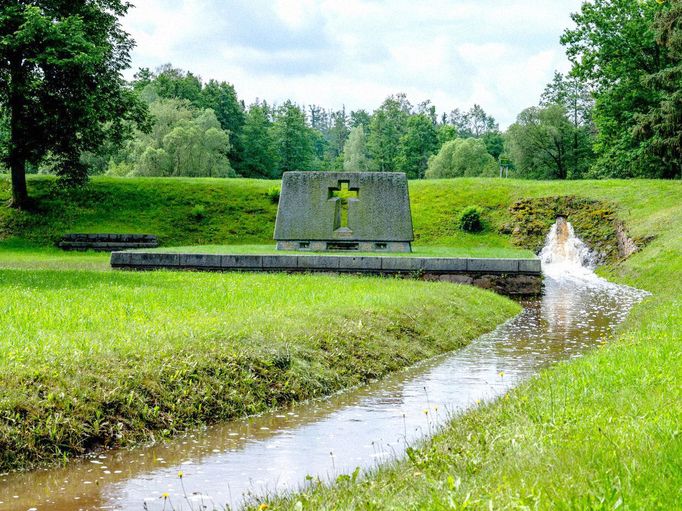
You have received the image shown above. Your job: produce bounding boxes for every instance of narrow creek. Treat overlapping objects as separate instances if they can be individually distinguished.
[0,221,648,510]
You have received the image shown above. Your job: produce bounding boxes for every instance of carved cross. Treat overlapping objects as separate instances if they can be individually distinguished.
[329,181,359,232]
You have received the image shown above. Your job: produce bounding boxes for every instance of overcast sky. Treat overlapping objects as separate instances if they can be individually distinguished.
[122,0,583,128]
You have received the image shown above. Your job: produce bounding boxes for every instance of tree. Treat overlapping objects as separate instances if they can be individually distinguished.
[396,114,439,179]
[505,105,576,179]
[271,101,315,176]
[343,125,371,171]
[425,138,497,178]
[0,1,148,207]
[200,80,245,170]
[350,109,371,129]
[633,1,682,178]
[148,64,203,104]
[326,109,350,162]
[482,131,505,160]
[437,124,458,146]
[240,102,278,179]
[111,99,233,178]
[561,0,669,177]
[540,71,596,176]
[367,95,412,171]
[448,105,498,138]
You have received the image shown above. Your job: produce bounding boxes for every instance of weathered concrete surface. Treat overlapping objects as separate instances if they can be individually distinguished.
[274,172,414,251]
[111,252,543,296]
[59,233,159,252]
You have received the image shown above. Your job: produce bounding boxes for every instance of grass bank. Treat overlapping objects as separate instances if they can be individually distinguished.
[0,268,519,472]
[256,182,682,509]
[1,176,677,257]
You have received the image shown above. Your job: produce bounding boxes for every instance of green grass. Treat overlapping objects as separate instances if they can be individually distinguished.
[2,176,678,255]
[254,180,682,510]
[1,173,680,502]
[0,267,519,472]
[0,238,110,270]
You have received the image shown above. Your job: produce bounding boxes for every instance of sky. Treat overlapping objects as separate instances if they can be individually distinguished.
[121,0,584,128]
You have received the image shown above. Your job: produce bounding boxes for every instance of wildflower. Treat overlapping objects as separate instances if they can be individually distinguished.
[162,492,170,499]
[259,504,270,511]
[423,409,429,415]
[499,371,505,377]
[178,471,183,479]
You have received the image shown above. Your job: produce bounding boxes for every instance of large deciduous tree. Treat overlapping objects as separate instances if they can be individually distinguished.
[561,0,670,177]
[425,138,497,178]
[506,105,576,179]
[448,104,498,138]
[367,94,411,171]
[0,1,148,208]
[396,114,439,179]
[540,71,596,178]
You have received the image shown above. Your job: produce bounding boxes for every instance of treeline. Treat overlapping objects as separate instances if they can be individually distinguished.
[3,0,680,186]
[81,64,504,180]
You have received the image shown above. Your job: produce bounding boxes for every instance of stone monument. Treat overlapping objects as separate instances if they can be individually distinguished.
[274,171,414,252]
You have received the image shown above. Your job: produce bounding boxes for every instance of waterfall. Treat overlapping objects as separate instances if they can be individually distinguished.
[539,217,595,269]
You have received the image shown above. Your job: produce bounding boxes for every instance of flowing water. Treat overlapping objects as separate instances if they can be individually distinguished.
[0,222,648,510]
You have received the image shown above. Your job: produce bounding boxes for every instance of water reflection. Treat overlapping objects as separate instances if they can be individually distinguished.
[0,266,646,511]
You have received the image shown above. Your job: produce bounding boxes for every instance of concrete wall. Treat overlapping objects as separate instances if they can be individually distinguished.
[111,252,543,296]
[274,172,414,242]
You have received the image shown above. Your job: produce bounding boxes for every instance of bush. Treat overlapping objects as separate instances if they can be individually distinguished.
[459,206,484,233]
[267,186,281,204]
[190,204,206,220]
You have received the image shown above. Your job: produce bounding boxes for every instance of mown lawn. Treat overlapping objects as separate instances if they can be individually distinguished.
[0,266,519,472]
[253,180,682,509]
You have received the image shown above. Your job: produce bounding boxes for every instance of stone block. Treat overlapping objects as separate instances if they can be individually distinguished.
[221,255,263,269]
[261,255,299,270]
[380,257,422,272]
[297,255,341,270]
[110,251,131,266]
[422,258,468,272]
[179,254,222,268]
[128,252,179,267]
[274,172,414,250]
[338,256,383,271]
[518,259,542,274]
[467,258,519,273]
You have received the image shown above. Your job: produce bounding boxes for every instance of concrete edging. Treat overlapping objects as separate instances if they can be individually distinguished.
[110,252,542,275]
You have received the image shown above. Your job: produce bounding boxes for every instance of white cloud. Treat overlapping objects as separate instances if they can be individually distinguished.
[122,0,583,127]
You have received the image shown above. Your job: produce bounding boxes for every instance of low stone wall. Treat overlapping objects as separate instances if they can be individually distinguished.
[111,252,543,296]
[59,234,159,252]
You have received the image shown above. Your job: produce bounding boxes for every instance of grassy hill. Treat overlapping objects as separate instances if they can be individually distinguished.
[1,176,677,257]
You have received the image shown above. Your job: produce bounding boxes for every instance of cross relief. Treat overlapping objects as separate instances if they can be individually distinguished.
[328,180,359,233]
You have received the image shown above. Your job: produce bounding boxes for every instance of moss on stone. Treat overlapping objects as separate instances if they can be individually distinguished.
[502,196,636,263]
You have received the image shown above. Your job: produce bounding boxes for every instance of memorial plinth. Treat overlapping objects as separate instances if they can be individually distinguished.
[274,172,414,252]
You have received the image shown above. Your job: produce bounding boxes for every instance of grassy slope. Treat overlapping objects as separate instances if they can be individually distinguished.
[258,180,682,510]
[0,269,518,471]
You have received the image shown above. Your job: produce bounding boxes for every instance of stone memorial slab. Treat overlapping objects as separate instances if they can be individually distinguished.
[274,172,414,252]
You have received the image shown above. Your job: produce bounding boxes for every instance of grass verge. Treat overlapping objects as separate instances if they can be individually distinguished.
[0,268,519,472]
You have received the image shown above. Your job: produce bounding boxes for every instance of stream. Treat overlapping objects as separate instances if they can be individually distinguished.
[0,221,648,510]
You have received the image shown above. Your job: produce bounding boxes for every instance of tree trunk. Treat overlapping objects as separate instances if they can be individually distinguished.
[8,55,29,209]
[9,152,28,209]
